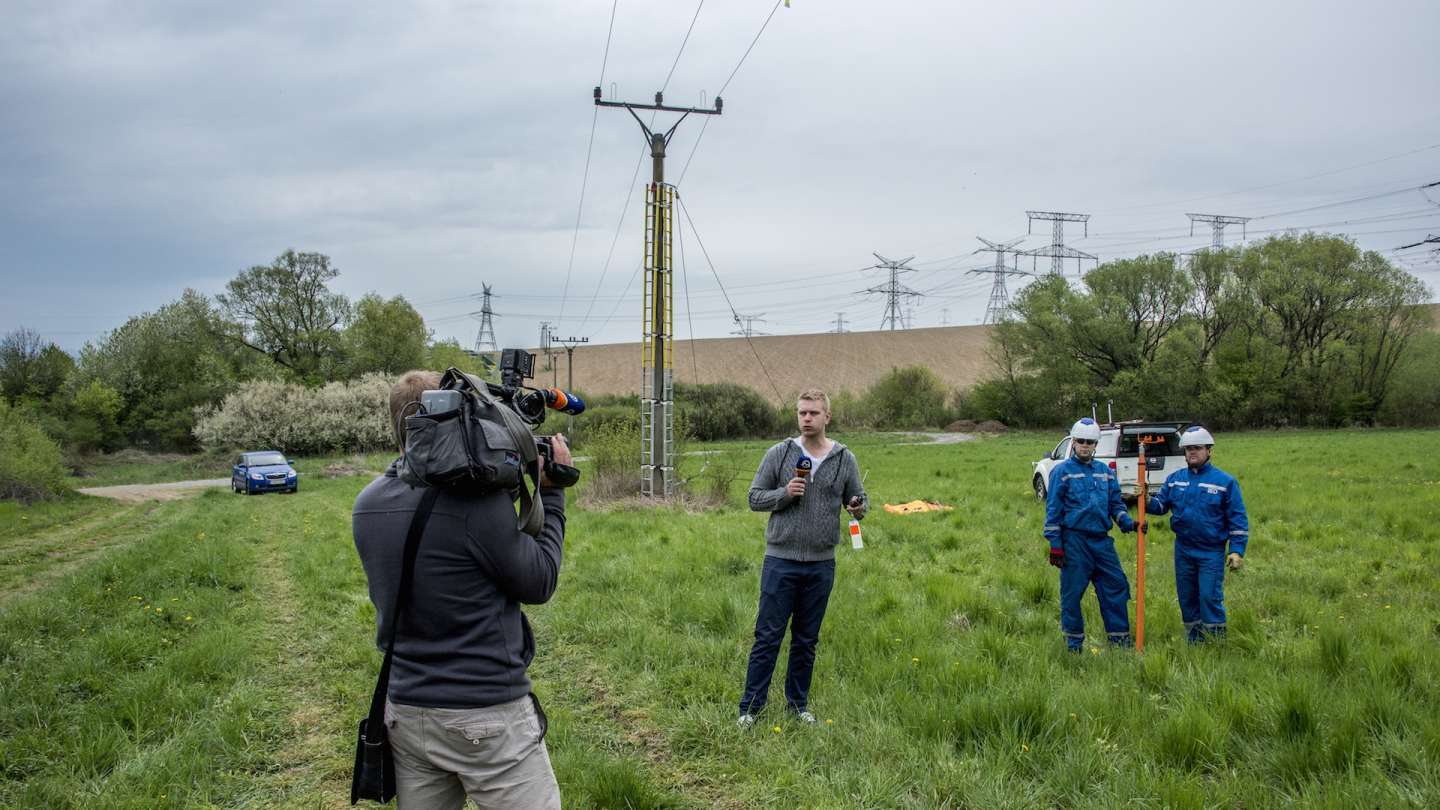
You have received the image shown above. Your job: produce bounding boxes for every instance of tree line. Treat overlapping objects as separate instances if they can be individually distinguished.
[959,233,1438,428]
[1,250,488,456]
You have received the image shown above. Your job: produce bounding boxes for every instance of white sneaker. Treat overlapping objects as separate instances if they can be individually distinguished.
[737,713,756,729]
[795,711,817,724]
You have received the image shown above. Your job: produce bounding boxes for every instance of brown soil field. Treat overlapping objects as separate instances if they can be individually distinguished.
[533,324,996,400]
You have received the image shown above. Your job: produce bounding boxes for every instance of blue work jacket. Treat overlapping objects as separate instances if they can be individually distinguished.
[1146,462,1250,555]
[1044,457,1134,550]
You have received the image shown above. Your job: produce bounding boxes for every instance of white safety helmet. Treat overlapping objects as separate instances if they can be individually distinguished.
[1179,425,1215,448]
[1069,417,1102,442]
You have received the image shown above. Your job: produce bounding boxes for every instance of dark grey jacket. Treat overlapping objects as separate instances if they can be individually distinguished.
[748,438,867,562]
[353,463,565,708]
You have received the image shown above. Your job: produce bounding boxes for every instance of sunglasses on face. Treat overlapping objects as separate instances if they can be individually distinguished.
[1073,439,1097,447]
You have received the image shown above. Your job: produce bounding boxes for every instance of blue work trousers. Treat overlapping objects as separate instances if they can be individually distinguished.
[1058,531,1131,650]
[1175,543,1227,642]
[739,556,835,715]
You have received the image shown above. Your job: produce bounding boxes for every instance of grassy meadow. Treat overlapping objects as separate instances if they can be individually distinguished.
[2,430,1439,808]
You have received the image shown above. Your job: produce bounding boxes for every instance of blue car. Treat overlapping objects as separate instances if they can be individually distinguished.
[232,451,299,494]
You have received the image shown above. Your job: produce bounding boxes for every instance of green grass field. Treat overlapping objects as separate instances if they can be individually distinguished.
[3,430,1439,808]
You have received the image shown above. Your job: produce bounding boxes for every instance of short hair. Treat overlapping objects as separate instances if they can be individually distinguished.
[390,370,442,451]
[796,388,830,413]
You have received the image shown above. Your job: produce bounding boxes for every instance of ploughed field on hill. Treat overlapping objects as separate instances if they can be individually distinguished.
[2,430,1439,808]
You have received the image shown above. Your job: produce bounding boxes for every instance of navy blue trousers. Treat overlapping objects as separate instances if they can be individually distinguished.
[739,556,835,714]
[1058,531,1131,650]
[1175,543,1227,641]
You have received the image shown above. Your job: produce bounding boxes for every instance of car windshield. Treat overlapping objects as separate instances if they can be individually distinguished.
[1118,427,1181,457]
[246,452,287,466]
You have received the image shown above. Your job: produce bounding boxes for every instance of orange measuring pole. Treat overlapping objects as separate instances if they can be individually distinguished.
[1134,435,1163,653]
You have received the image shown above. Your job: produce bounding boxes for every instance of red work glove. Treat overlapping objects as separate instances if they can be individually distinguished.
[1048,548,1065,568]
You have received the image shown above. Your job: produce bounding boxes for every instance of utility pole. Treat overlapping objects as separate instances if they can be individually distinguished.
[731,313,767,337]
[555,336,589,436]
[941,308,949,326]
[971,236,1033,324]
[863,253,923,330]
[1186,213,1251,250]
[473,283,499,355]
[1022,211,1096,277]
[831,312,849,333]
[596,86,722,499]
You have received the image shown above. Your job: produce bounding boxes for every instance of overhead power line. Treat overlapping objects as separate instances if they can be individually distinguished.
[676,195,785,403]
[1094,141,1440,215]
[677,0,786,187]
[557,0,622,328]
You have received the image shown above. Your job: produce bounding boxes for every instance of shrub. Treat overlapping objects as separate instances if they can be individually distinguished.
[0,400,71,503]
[579,418,640,503]
[192,374,392,454]
[66,380,125,453]
[857,366,953,430]
[675,382,782,441]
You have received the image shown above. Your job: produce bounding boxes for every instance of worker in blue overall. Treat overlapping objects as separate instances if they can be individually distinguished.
[1045,418,1138,652]
[1145,425,1249,642]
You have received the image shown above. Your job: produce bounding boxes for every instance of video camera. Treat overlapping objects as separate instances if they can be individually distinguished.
[403,349,584,501]
[488,349,584,488]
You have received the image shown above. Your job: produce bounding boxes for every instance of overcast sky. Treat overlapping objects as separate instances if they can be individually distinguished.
[3,0,1439,354]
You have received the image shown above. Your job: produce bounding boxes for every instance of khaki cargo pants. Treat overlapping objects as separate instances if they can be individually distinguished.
[385,696,560,809]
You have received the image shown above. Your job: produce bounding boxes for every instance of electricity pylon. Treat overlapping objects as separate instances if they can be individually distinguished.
[1022,211,1096,276]
[731,313,768,337]
[472,284,498,354]
[970,236,1032,323]
[1186,213,1251,250]
[595,86,722,498]
[863,253,923,330]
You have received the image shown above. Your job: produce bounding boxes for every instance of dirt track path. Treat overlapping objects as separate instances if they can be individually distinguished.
[75,433,978,503]
[76,478,231,502]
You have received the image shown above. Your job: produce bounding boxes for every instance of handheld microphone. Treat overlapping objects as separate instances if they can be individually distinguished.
[794,456,813,495]
[540,388,586,416]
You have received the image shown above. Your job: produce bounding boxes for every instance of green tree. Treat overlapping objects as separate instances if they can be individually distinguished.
[75,290,256,449]
[216,250,350,382]
[67,380,124,453]
[343,294,428,376]
[981,233,1431,429]
[0,328,75,403]
[425,339,494,379]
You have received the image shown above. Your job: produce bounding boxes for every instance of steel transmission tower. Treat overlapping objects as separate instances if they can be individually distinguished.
[731,313,768,337]
[1022,211,1096,276]
[472,284,499,355]
[831,312,849,333]
[971,236,1033,323]
[1186,213,1251,250]
[596,87,721,498]
[863,253,923,330]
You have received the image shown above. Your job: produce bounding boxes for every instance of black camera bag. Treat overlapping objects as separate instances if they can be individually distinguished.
[397,368,544,536]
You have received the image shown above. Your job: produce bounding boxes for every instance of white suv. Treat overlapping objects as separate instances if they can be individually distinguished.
[1032,421,1188,502]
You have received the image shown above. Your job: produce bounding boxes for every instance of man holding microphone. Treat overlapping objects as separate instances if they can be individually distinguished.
[738,389,867,728]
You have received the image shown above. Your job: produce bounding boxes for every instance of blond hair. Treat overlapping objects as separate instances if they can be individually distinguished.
[390,370,442,450]
[796,388,830,413]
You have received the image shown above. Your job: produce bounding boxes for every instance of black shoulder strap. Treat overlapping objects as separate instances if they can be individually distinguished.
[365,487,443,728]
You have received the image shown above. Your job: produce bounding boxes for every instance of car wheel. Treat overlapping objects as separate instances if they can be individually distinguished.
[1033,475,1047,501]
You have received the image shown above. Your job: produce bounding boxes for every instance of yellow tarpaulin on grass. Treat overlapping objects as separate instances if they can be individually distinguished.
[882,500,954,515]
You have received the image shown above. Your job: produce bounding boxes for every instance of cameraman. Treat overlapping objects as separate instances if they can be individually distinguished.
[353,370,569,809]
